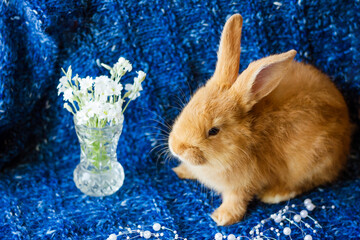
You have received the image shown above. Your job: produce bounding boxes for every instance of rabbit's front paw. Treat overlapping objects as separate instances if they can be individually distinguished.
[211,204,244,226]
[172,164,196,180]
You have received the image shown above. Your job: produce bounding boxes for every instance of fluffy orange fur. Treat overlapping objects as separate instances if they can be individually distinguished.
[168,14,351,226]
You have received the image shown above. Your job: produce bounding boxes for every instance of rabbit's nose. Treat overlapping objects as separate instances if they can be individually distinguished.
[168,134,189,157]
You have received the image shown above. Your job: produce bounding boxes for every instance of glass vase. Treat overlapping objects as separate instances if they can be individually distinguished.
[73,117,125,197]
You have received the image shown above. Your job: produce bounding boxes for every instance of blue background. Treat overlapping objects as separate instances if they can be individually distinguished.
[0,0,359,239]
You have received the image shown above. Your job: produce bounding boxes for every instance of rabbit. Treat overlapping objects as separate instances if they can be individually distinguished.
[168,14,351,226]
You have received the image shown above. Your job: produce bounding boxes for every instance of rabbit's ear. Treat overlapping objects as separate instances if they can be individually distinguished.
[211,14,243,90]
[231,50,297,110]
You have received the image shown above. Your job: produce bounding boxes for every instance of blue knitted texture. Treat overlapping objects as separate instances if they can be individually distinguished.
[1,0,360,239]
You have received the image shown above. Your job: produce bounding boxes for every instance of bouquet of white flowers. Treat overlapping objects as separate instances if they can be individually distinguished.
[57,57,146,127]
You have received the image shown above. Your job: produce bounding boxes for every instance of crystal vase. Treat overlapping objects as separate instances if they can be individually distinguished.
[73,117,125,197]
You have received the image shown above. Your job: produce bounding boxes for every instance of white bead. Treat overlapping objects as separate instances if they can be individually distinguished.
[270,227,274,231]
[277,233,280,236]
[261,220,265,224]
[306,204,316,211]
[137,225,141,228]
[332,205,335,209]
[283,227,291,236]
[304,198,312,205]
[153,223,161,231]
[300,210,308,218]
[143,230,151,239]
[215,233,223,240]
[313,230,317,233]
[322,206,326,209]
[175,234,178,239]
[126,237,130,240]
[275,215,282,223]
[280,222,283,226]
[173,230,177,234]
[294,214,301,222]
[291,204,296,208]
[227,234,236,240]
[304,234,313,240]
[155,233,159,237]
[160,233,164,236]
[107,234,117,240]
[275,229,279,233]
[249,230,254,235]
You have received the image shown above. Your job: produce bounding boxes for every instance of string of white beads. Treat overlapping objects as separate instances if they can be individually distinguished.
[107,198,333,240]
[106,223,187,240]
[213,198,333,240]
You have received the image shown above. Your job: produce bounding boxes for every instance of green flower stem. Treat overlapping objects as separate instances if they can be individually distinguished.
[91,141,107,170]
[69,101,78,113]
[122,99,132,114]
[89,130,110,171]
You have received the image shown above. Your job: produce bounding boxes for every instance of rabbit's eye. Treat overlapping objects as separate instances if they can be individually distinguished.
[208,127,220,136]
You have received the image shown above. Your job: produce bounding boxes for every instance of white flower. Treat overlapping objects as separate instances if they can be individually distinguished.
[123,60,132,72]
[136,71,146,82]
[78,91,92,106]
[100,102,110,115]
[63,88,74,101]
[113,102,124,124]
[75,109,89,125]
[108,81,123,95]
[85,101,102,118]
[110,57,132,80]
[57,76,69,95]
[125,71,146,100]
[59,76,69,86]
[79,76,93,92]
[125,83,142,100]
[106,105,117,119]
[109,101,123,121]
[94,75,112,101]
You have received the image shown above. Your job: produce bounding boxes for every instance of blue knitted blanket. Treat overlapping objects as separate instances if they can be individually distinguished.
[1,1,359,239]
